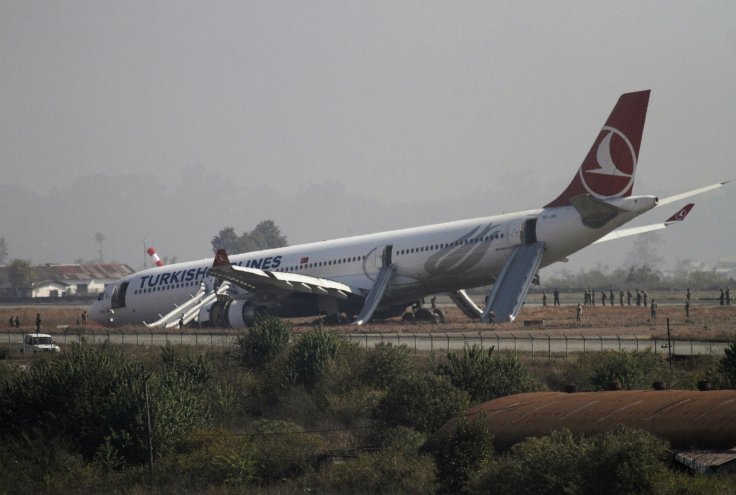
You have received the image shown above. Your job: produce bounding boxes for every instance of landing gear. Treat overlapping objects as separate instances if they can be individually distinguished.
[402,302,446,324]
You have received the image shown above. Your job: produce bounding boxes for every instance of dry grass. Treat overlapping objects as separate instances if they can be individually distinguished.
[1,302,734,341]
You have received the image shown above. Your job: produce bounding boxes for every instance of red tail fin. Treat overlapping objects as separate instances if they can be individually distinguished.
[213,249,231,267]
[545,90,650,207]
[665,203,694,224]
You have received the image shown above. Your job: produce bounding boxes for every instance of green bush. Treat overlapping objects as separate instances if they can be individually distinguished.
[590,350,668,390]
[437,345,541,403]
[0,343,210,465]
[289,326,340,387]
[468,427,671,495]
[375,371,469,434]
[250,419,326,482]
[235,315,291,369]
[720,343,736,388]
[428,415,495,494]
[361,342,410,389]
[586,426,670,495]
[311,446,438,494]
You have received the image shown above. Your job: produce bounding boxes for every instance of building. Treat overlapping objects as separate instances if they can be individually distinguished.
[0,263,134,299]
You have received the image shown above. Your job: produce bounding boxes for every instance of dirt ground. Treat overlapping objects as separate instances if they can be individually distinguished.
[1,302,734,341]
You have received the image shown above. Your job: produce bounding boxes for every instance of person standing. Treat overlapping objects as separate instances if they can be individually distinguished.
[601,291,607,306]
[576,303,583,324]
[720,289,726,306]
[35,313,42,333]
[610,289,615,307]
[726,288,731,306]
[650,299,657,320]
[553,288,560,306]
[685,299,691,318]
[619,289,624,307]
[643,290,648,307]
[542,292,547,307]
[636,290,641,307]
[627,289,632,306]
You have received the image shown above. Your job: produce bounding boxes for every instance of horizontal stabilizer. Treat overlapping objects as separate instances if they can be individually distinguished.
[594,203,694,244]
[657,181,730,207]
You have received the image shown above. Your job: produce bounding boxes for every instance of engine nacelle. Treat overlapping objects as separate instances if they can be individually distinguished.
[197,298,261,328]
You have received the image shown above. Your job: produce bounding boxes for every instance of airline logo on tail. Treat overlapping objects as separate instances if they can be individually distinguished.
[666,203,694,223]
[545,90,650,207]
[580,125,637,198]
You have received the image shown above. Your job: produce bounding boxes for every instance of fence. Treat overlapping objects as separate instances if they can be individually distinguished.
[2,330,732,363]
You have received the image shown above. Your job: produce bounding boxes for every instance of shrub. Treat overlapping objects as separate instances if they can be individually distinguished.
[586,426,670,495]
[589,350,668,390]
[250,419,326,482]
[720,343,736,388]
[289,327,339,387]
[235,316,291,369]
[311,447,438,494]
[375,371,469,434]
[473,429,591,495]
[469,427,671,495]
[437,345,541,403]
[361,342,410,389]
[428,415,495,494]
[0,343,210,465]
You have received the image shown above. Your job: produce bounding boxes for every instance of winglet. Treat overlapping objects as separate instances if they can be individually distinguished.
[213,249,231,267]
[545,90,650,207]
[665,203,694,224]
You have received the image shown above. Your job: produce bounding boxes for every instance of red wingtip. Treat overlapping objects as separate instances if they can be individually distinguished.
[665,203,694,223]
[213,249,230,267]
[545,90,651,207]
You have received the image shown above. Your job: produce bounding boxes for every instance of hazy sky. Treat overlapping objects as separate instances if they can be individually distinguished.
[1,1,734,277]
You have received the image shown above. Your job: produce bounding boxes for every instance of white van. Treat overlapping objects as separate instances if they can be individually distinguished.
[19,334,61,354]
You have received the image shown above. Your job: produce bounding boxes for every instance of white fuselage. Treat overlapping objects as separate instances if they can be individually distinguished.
[90,196,657,325]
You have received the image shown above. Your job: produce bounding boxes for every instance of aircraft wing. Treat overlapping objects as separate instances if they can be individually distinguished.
[208,249,354,299]
[593,203,694,244]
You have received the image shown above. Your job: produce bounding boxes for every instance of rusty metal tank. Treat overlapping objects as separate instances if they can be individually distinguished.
[431,390,736,451]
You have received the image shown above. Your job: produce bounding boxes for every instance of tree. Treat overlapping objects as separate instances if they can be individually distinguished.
[211,227,240,253]
[247,220,287,251]
[211,220,288,254]
[7,259,33,289]
[0,237,7,265]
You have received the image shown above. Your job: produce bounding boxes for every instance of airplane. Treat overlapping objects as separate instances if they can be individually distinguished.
[90,90,729,327]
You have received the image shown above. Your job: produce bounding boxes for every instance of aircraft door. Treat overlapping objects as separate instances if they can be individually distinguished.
[522,218,538,244]
[507,219,524,247]
[111,282,129,309]
[507,217,539,246]
[374,245,393,269]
